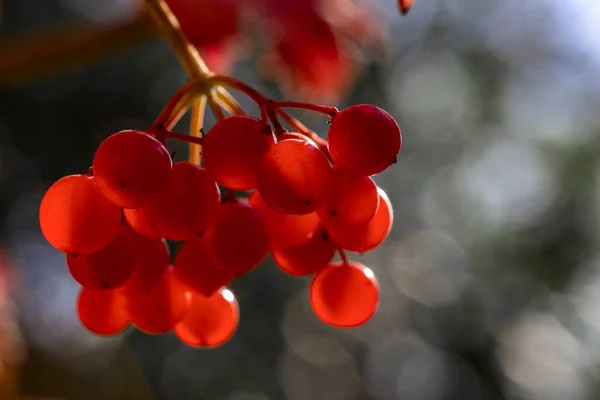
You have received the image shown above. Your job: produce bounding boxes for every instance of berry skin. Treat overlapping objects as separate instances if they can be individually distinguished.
[93,130,172,208]
[126,267,190,334]
[327,187,393,253]
[202,116,274,190]
[39,174,121,254]
[278,132,318,147]
[174,234,233,297]
[327,104,401,176]
[256,138,332,215]
[118,236,170,298]
[271,226,335,276]
[174,287,239,348]
[317,166,379,226]
[123,208,162,238]
[249,190,318,249]
[310,261,379,327]
[77,288,130,336]
[144,162,221,241]
[67,226,138,290]
[212,200,269,276]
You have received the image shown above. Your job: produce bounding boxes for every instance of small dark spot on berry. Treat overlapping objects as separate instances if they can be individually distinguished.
[328,209,337,217]
[198,231,204,237]
[304,199,312,205]
[72,253,78,258]
[322,231,329,242]
[119,183,126,189]
[102,283,109,289]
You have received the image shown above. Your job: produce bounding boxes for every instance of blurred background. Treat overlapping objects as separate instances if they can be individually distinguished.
[2,0,600,399]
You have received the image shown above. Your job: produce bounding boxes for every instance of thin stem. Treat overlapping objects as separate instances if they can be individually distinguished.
[208,93,226,121]
[267,106,286,136]
[273,101,339,117]
[215,88,246,115]
[338,248,350,266]
[209,75,269,105]
[151,125,204,145]
[189,96,206,165]
[276,109,332,161]
[151,78,201,128]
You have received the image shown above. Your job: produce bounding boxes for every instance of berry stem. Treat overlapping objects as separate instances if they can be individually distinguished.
[338,248,350,266]
[272,101,338,117]
[208,94,226,121]
[214,88,246,115]
[209,75,269,105]
[151,126,205,145]
[151,78,202,128]
[276,109,332,161]
[267,107,286,136]
[189,95,206,165]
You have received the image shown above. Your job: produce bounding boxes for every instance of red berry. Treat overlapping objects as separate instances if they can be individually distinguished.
[249,190,319,248]
[256,139,332,215]
[174,287,239,348]
[328,105,401,176]
[123,207,161,238]
[212,200,269,276]
[126,267,190,334]
[310,261,379,327]
[327,188,393,252]
[67,226,138,290]
[317,166,379,226]
[271,226,335,276]
[77,288,130,336]
[202,116,274,190]
[145,162,221,241]
[118,236,170,298]
[39,175,121,254]
[173,234,233,297]
[93,130,172,208]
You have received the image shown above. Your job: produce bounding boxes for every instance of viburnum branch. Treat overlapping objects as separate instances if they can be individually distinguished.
[338,248,350,266]
[272,101,339,117]
[151,78,201,128]
[189,96,206,165]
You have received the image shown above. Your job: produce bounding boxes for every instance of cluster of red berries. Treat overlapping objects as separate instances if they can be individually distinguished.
[39,102,401,347]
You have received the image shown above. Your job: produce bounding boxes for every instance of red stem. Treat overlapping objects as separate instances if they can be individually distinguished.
[273,101,338,117]
[209,75,268,105]
[152,79,199,127]
[276,109,332,161]
[338,248,350,266]
[150,125,204,145]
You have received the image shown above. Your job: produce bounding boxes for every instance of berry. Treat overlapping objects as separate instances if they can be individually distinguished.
[256,138,332,215]
[39,174,121,254]
[145,162,221,241]
[123,207,161,238]
[212,200,269,276]
[77,288,130,336]
[327,104,401,176]
[93,130,172,208]
[271,226,335,276]
[317,166,379,226]
[310,261,379,327]
[126,267,190,334]
[174,234,233,297]
[202,116,274,190]
[67,226,138,290]
[327,188,393,253]
[249,190,319,249]
[174,287,239,348]
[118,236,170,298]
